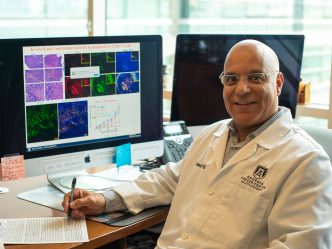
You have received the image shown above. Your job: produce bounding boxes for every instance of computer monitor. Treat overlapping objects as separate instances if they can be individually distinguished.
[0,35,163,188]
[170,34,305,126]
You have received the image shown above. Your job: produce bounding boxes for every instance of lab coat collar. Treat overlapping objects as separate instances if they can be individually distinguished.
[212,108,293,168]
[254,108,293,150]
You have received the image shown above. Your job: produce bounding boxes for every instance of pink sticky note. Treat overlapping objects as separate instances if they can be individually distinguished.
[0,155,25,181]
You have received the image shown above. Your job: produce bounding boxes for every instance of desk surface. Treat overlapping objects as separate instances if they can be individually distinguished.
[0,175,168,249]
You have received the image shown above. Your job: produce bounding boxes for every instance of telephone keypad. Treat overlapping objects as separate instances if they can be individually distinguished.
[161,120,193,164]
[164,137,193,162]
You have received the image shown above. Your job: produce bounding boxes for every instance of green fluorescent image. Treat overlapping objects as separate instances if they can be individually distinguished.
[26,104,58,143]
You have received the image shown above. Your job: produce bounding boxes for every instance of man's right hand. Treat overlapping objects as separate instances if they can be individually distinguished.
[62,188,106,219]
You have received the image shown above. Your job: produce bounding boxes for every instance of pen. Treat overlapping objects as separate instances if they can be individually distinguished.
[67,177,77,221]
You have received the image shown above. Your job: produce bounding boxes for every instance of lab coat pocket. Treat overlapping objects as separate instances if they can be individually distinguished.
[186,181,269,249]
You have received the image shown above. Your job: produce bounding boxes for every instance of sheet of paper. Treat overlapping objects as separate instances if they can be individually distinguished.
[0,217,88,244]
[0,155,25,181]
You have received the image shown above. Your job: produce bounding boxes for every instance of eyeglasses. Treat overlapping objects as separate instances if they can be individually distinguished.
[219,71,278,86]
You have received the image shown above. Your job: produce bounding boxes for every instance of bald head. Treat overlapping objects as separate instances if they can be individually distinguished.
[224,39,280,73]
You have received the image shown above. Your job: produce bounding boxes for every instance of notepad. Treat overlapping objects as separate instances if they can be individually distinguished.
[0,155,25,181]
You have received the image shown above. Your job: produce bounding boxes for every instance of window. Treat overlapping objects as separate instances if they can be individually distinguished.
[1,0,332,126]
[0,0,88,38]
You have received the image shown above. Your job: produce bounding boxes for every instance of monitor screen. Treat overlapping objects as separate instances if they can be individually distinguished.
[170,34,305,126]
[0,35,163,178]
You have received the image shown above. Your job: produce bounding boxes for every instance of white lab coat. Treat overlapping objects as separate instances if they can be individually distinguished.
[113,108,332,249]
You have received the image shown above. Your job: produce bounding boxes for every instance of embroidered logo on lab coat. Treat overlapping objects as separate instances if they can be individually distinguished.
[253,165,268,179]
[240,165,268,191]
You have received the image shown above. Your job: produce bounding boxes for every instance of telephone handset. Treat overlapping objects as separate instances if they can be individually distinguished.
[160,120,193,164]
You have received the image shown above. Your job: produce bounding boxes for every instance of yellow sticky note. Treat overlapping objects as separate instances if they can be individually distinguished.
[0,155,25,181]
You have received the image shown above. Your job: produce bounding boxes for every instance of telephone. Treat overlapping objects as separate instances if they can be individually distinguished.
[159,120,193,164]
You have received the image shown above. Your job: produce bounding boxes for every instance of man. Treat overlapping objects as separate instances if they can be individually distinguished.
[63,40,332,248]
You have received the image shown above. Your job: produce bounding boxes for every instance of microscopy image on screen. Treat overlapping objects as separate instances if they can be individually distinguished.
[26,104,59,143]
[45,68,63,82]
[91,74,116,96]
[64,50,140,98]
[116,72,139,94]
[64,53,91,76]
[24,53,64,103]
[24,54,44,69]
[116,51,139,72]
[91,52,115,74]
[25,69,44,84]
[44,54,62,68]
[45,82,63,100]
[65,77,91,98]
[26,83,45,102]
[58,101,88,139]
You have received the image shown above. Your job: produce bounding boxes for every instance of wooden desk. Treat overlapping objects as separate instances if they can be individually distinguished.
[0,175,168,249]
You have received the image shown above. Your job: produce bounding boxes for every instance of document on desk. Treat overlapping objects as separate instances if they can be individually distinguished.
[0,217,88,244]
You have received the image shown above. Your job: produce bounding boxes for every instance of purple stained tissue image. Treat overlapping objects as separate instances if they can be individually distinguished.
[44,54,63,68]
[24,55,44,69]
[45,68,63,82]
[46,82,64,100]
[26,83,45,102]
[25,69,44,84]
